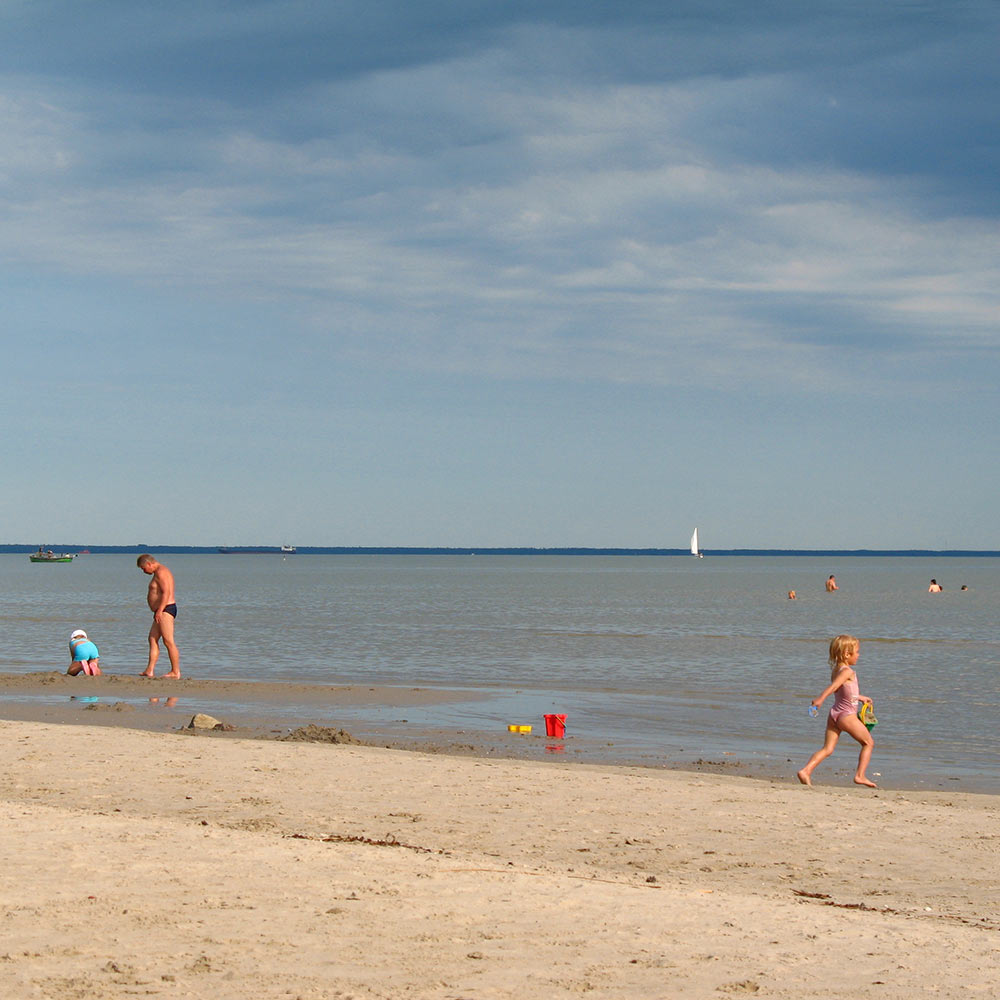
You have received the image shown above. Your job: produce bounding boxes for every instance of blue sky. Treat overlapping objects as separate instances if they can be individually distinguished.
[3,1,998,548]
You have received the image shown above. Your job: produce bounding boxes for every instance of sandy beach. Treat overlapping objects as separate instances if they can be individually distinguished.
[2,718,999,999]
[0,671,474,709]
[0,672,483,746]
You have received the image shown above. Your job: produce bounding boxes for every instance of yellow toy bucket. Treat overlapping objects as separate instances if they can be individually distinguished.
[858,702,878,731]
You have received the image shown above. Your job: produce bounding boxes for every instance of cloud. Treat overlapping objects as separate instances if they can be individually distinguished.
[1,1,997,400]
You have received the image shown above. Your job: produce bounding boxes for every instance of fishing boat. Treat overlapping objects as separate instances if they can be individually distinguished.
[690,528,704,558]
[280,545,296,554]
[29,548,76,563]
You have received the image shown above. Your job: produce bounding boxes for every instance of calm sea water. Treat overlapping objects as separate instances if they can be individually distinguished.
[2,553,998,790]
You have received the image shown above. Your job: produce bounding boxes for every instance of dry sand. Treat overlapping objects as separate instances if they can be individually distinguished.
[1,719,999,999]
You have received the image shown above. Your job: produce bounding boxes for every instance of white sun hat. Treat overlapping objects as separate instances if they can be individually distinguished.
[70,629,87,639]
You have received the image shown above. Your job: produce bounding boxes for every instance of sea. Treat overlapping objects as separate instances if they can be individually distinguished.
[2,553,998,791]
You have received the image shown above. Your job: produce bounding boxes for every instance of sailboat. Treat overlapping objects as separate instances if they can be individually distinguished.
[690,528,704,558]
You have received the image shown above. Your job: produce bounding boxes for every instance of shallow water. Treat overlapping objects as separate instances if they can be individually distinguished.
[2,553,998,789]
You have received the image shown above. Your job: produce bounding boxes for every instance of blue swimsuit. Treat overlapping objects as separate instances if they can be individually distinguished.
[70,639,100,661]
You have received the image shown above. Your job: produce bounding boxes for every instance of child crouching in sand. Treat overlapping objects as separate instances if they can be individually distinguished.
[67,629,101,676]
[797,634,876,788]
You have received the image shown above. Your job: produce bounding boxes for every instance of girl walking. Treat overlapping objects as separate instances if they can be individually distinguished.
[797,634,876,788]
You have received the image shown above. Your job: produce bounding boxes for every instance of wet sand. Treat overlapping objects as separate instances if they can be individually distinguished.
[0,672,820,783]
[0,670,474,706]
[0,673,995,795]
[1,717,998,999]
[0,670,480,739]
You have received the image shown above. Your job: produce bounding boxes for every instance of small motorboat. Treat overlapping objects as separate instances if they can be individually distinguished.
[29,548,76,563]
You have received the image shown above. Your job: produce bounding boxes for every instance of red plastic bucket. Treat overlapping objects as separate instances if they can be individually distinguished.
[543,714,567,738]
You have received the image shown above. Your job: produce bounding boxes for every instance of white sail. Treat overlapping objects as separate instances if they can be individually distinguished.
[690,528,699,556]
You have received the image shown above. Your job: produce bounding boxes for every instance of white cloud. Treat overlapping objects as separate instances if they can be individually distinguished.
[0,25,997,398]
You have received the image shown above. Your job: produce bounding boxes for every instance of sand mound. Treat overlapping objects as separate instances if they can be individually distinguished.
[279,724,360,744]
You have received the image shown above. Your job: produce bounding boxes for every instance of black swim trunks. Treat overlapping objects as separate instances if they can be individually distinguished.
[157,603,178,618]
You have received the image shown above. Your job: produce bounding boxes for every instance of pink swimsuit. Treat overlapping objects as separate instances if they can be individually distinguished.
[829,672,859,724]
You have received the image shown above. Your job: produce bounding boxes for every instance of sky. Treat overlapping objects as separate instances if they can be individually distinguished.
[2,0,998,549]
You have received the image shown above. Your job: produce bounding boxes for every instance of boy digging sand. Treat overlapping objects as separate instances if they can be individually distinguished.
[67,629,101,676]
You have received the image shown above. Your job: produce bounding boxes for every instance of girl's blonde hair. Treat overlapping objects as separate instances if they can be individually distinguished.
[829,634,859,667]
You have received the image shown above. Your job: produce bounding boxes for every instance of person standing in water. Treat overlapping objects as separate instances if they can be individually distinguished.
[797,634,876,788]
[137,554,180,678]
[825,575,839,592]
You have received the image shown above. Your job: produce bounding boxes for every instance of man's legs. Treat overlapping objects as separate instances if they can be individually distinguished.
[158,612,181,678]
[142,621,160,678]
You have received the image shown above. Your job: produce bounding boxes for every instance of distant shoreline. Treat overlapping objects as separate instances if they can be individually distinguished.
[4,544,1000,557]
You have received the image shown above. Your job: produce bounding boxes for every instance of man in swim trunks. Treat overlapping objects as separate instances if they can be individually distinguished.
[137,554,181,678]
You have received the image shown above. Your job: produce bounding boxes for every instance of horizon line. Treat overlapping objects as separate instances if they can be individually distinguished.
[5,544,1000,557]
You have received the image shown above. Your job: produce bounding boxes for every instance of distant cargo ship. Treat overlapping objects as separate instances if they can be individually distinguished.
[218,545,296,554]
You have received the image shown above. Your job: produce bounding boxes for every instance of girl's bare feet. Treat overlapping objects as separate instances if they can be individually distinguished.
[796,769,812,786]
[854,776,877,788]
